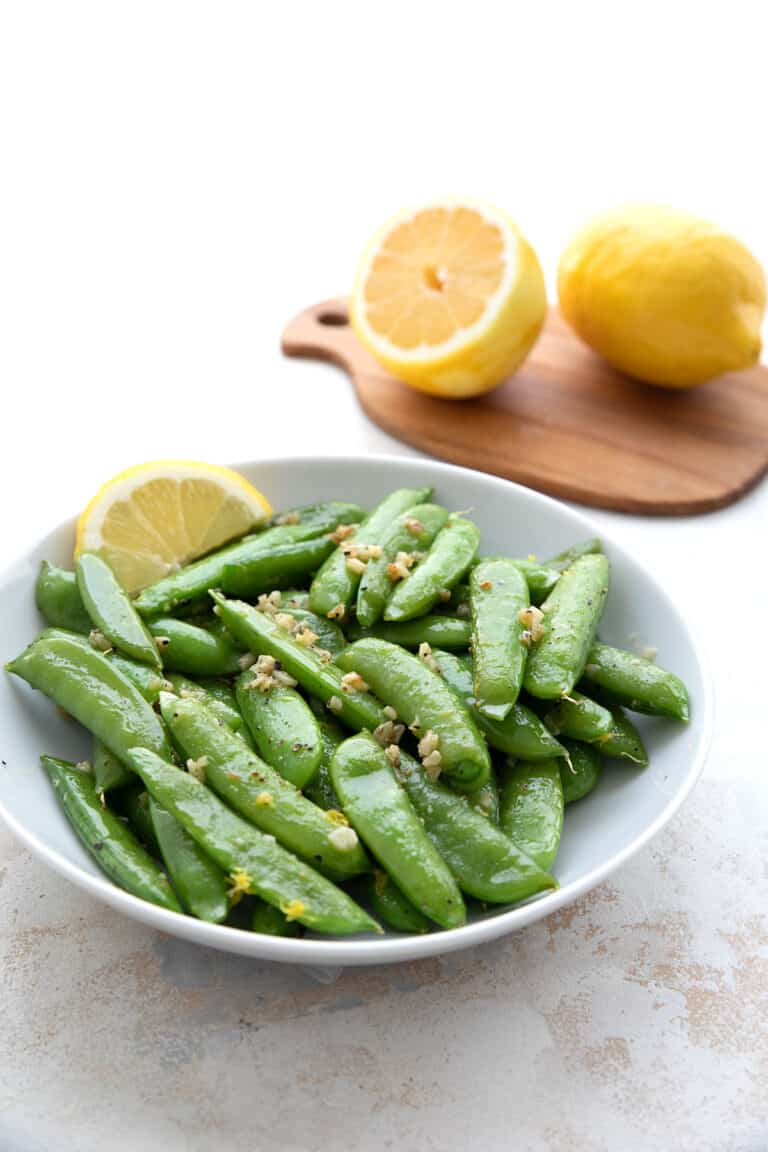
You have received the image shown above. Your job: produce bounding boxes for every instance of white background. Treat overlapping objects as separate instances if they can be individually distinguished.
[1,4,766,1151]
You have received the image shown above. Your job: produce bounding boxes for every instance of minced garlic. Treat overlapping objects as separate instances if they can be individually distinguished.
[328,826,359,852]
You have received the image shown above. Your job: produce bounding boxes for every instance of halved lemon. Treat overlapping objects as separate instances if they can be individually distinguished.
[75,460,272,593]
[350,199,547,398]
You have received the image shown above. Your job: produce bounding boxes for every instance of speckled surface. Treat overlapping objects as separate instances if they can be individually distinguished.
[1,770,766,1152]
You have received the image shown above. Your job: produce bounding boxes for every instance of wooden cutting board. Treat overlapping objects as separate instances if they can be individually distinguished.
[281,298,768,515]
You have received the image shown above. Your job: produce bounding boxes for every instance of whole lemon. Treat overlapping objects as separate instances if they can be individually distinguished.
[557,204,766,387]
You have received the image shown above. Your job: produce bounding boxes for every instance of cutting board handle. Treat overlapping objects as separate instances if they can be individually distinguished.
[281,298,356,371]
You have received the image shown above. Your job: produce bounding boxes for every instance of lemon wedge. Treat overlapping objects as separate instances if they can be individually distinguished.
[350,199,546,399]
[75,460,272,593]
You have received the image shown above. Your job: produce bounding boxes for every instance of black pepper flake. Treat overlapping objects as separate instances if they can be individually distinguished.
[93,841,104,851]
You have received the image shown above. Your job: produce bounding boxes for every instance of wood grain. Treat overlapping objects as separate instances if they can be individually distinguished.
[281,298,768,515]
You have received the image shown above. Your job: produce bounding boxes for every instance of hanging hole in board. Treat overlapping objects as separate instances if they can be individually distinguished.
[316,311,349,327]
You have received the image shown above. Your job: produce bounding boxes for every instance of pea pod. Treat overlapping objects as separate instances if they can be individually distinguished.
[42,756,181,911]
[431,650,567,762]
[545,537,603,572]
[364,871,431,934]
[309,487,432,617]
[220,534,336,599]
[395,750,557,904]
[93,738,132,793]
[114,781,159,851]
[501,560,560,605]
[499,759,564,871]
[235,672,322,789]
[76,552,161,669]
[539,690,613,742]
[271,606,346,656]
[35,562,92,633]
[148,797,230,923]
[211,594,388,734]
[303,704,344,810]
[251,899,302,937]
[7,629,173,764]
[133,502,366,617]
[470,559,529,719]
[166,672,250,739]
[330,733,465,929]
[127,747,380,936]
[147,617,242,676]
[524,554,610,699]
[356,503,449,627]
[384,517,480,622]
[464,770,500,823]
[335,638,491,791]
[580,642,690,721]
[158,692,370,879]
[592,703,649,765]
[108,653,169,703]
[559,739,603,804]
[346,616,471,652]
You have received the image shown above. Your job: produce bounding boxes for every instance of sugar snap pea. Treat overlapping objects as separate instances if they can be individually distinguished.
[580,642,690,721]
[545,537,603,572]
[346,615,471,651]
[114,781,159,851]
[133,502,365,617]
[395,750,557,904]
[271,605,346,656]
[356,502,449,628]
[499,759,564,871]
[524,554,610,699]
[159,693,370,879]
[166,673,250,740]
[504,560,561,605]
[465,770,500,823]
[235,672,322,789]
[559,739,603,804]
[303,704,344,810]
[35,562,92,633]
[7,629,173,764]
[384,516,480,622]
[470,559,529,719]
[251,899,302,937]
[93,738,132,793]
[363,871,432,934]
[309,487,432,617]
[76,552,161,669]
[592,703,649,765]
[212,594,388,733]
[148,797,230,922]
[127,747,380,935]
[336,638,491,791]
[42,756,181,911]
[107,653,168,703]
[431,650,567,762]
[330,733,465,929]
[539,690,614,742]
[147,617,242,676]
[220,534,337,599]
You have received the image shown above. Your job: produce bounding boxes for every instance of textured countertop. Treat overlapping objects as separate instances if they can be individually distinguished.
[1,5,767,1149]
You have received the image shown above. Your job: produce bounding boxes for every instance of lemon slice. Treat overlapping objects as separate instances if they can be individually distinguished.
[75,460,272,593]
[350,199,547,398]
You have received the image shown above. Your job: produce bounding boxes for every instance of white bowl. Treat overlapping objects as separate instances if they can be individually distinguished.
[0,454,712,965]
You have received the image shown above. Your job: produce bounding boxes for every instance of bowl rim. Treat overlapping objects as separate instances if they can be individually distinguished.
[0,452,714,966]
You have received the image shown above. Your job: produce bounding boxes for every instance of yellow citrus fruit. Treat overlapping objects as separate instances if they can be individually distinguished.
[75,460,272,592]
[557,203,766,388]
[350,199,547,398]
